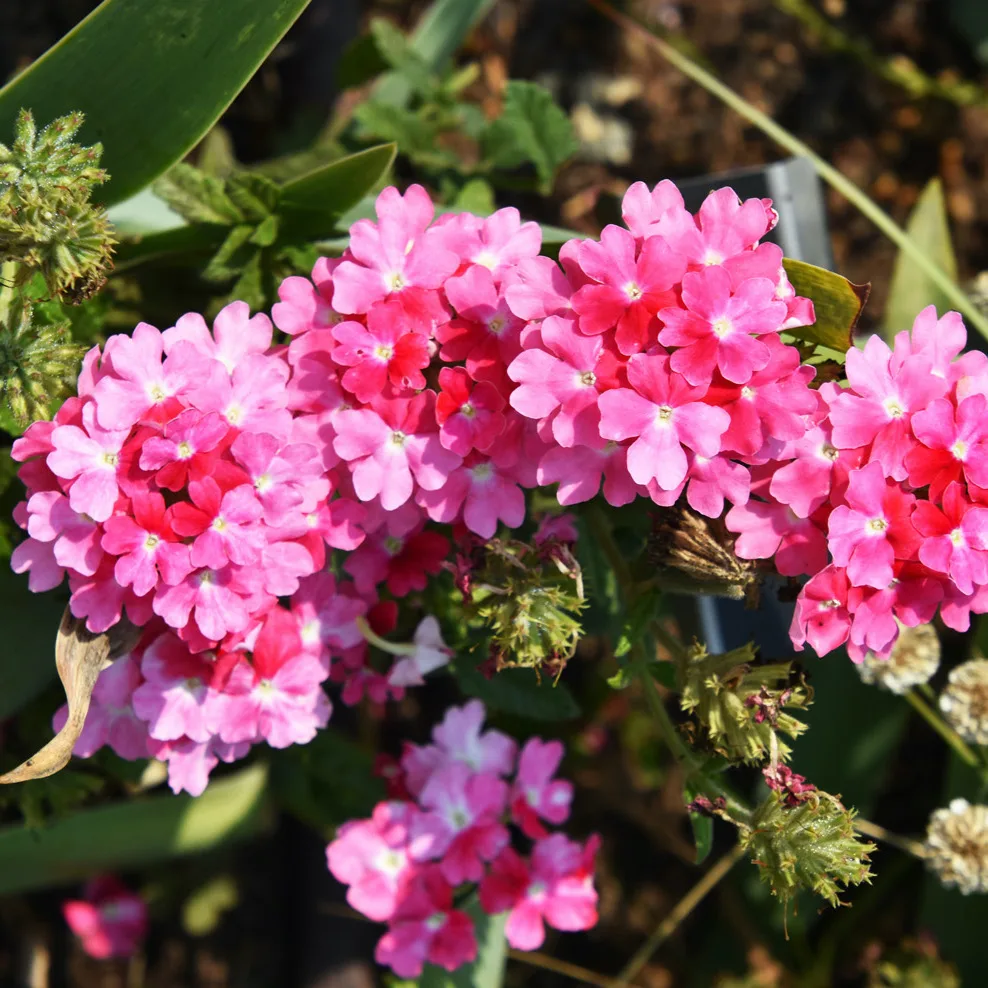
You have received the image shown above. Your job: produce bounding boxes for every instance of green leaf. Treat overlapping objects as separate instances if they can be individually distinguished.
[452,178,496,215]
[353,102,457,170]
[226,172,280,221]
[279,144,397,241]
[370,18,438,99]
[455,664,580,722]
[615,587,662,659]
[182,875,239,936]
[152,164,243,226]
[483,81,578,192]
[420,896,507,988]
[113,224,224,273]
[0,763,269,895]
[336,33,391,91]
[0,0,312,205]
[373,0,497,108]
[684,782,714,865]
[0,567,65,721]
[781,258,870,353]
[883,178,958,341]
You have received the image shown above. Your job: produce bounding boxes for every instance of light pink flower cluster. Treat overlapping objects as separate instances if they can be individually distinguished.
[326,700,598,978]
[62,875,147,959]
[730,305,988,661]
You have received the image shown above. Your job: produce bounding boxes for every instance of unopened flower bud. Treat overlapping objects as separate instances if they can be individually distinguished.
[924,799,988,895]
[939,659,988,745]
[858,623,940,695]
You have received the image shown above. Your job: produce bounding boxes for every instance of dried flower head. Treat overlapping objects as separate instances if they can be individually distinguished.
[924,798,988,895]
[858,622,940,695]
[939,659,988,745]
[679,641,811,764]
[741,789,875,909]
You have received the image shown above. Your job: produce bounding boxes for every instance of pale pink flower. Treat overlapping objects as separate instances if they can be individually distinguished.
[388,616,454,687]
[162,301,273,372]
[510,738,574,839]
[537,438,639,507]
[24,490,103,576]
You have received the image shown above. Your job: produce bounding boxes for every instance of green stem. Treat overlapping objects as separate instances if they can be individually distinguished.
[354,615,414,657]
[585,0,988,345]
[0,260,18,327]
[614,843,747,987]
[905,688,980,770]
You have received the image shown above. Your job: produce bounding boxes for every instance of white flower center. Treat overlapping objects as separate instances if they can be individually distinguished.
[255,473,273,492]
[385,271,406,292]
[471,462,493,482]
[655,404,675,426]
[950,527,966,548]
[474,251,498,271]
[741,385,756,400]
[488,315,507,336]
[225,403,243,426]
[425,911,447,932]
[703,249,724,266]
[373,344,394,362]
[211,516,228,532]
[866,516,888,534]
[883,396,906,419]
[712,317,733,339]
[578,370,596,387]
[144,534,160,551]
[820,442,839,462]
[624,281,643,301]
[101,451,119,468]
[389,430,407,449]
[951,440,969,461]
[147,382,167,402]
[176,440,193,459]
[460,402,476,419]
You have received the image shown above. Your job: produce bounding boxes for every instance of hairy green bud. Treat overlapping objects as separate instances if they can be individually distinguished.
[0,302,84,424]
[679,641,812,764]
[741,789,875,909]
[0,109,114,301]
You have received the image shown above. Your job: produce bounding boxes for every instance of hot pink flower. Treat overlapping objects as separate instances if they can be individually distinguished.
[334,392,461,511]
[893,305,967,379]
[510,738,573,839]
[598,352,730,491]
[271,258,342,335]
[152,564,257,642]
[162,301,273,373]
[478,834,600,951]
[169,478,265,569]
[912,483,988,595]
[828,334,948,481]
[906,394,988,500]
[332,184,459,321]
[435,367,506,456]
[24,490,103,576]
[326,800,420,922]
[292,571,367,657]
[332,303,431,402]
[63,876,147,960]
[344,522,449,598]
[138,408,230,491]
[436,206,542,281]
[188,353,292,439]
[726,497,829,577]
[827,462,919,589]
[537,438,640,507]
[374,866,477,978]
[409,763,510,885]
[658,267,786,386]
[684,453,750,518]
[621,179,685,240]
[790,565,852,656]
[48,403,129,522]
[571,225,686,353]
[231,432,326,526]
[102,492,192,596]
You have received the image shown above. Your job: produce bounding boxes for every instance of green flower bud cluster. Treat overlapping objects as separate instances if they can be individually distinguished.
[0,301,83,425]
[740,789,875,910]
[678,641,812,764]
[0,109,114,301]
[469,538,585,679]
[866,937,960,988]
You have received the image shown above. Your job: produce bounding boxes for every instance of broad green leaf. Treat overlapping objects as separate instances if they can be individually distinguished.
[455,664,580,722]
[370,18,438,99]
[683,782,714,865]
[420,897,507,988]
[113,224,223,273]
[374,0,497,108]
[0,0,312,205]
[483,81,579,192]
[279,144,397,241]
[182,875,239,936]
[353,102,457,170]
[336,33,391,91]
[883,178,958,341]
[452,178,496,215]
[153,164,243,226]
[782,258,870,353]
[0,763,269,895]
[0,567,65,720]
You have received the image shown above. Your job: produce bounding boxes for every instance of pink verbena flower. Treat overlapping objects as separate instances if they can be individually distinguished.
[537,438,639,507]
[388,616,454,687]
[409,762,510,885]
[435,206,541,281]
[571,225,685,354]
[658,266,786,386]
[435,367,506,455]
[790,565,852,656]
[334,392,461,511]
[598,352,730,492]
[827,462,919,589]
[138,408,230,491]
[374,866,477,978]
[479,834,600,951]
[162,301,273,373]
[271,258,342,335]
[510,738,574,839]
[906,394,988,500]
[63,876,147,960]
[24,490,103,576]
[725,497,828,577]
[326,801,419,922]
[168,477,265,569]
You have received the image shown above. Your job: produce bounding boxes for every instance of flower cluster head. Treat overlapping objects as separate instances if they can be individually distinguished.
[924,798,988,895]
[62,875,147,959]
[715,304,988,662]
[938,658,988,745]
[856,622,940,695]
[326,700,598,979]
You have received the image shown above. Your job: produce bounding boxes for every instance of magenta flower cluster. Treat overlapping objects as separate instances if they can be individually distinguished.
[327,700,597,978]
[62,875,147,959]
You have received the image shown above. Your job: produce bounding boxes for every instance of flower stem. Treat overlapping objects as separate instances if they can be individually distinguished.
[584,0,988,345]
[0,260,18,328]
[905,688,980,770]
[614,843,747,987]
[853,816,927,859]
[508,949,619,988]
[354,615,413,657]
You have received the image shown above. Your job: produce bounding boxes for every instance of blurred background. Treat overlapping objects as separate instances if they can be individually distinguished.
[1,1,988,986]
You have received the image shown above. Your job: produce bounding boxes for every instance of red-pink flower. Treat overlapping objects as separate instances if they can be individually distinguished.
[63,876,147,960]
[571,225,686,353]
[598,352,730,491]
[912,482,988,595]
[435,367,506,455]
[169,478,265,569]
[726,497,828,577]
[24,490,103,576]
[138,408,230,491]
[790,565,852,656]
[479,834,600,951]
[374,866,477,978]
[906,394,988,500]
[658,267,786,386]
